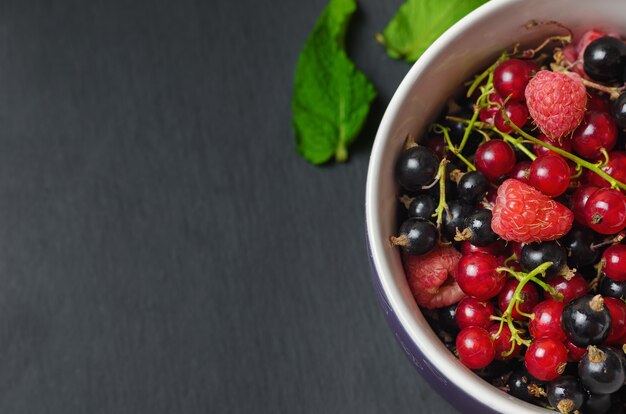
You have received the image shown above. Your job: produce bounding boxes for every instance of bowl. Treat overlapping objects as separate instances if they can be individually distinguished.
[365,0,626,412]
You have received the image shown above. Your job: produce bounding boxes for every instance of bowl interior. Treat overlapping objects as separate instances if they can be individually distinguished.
[366,0,626,412]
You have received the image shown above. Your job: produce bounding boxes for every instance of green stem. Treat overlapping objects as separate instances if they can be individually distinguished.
[515,301,535,319]
[493,262,553,350]
[503,115,626,191]
[458,107,480,154]
[432,158,450,228]
[499,133,537,161]
[600,147,610,167]
[449,115,626,191]
[503,253,518,267]
[529,275,562,300]
[466,51,509,98]
[505,262,552,315]
[432,124,476,171]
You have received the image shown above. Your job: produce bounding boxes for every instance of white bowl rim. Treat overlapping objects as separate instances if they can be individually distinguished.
[365,0,551,412]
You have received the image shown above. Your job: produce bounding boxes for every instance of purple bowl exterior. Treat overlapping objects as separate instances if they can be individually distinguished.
[366,237,500,414]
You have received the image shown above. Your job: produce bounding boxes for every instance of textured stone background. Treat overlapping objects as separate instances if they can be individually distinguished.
[0,1,458,412]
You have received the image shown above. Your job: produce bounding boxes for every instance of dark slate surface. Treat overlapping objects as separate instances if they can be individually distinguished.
[0,0,459,413]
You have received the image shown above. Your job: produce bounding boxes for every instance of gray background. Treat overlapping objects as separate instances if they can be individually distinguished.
[0,0,458,413]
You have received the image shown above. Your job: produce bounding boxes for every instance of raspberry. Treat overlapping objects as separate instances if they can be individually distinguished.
[525,70,587,139]
[491,179,574,243]
[403,245,464,309]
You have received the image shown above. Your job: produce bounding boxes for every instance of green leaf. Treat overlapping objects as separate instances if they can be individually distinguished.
[292,0,377,165]
[378,0,488,62]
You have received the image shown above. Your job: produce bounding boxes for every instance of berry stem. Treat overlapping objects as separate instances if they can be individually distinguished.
[466,52,507,99]
[398,195,415,209]
[503,253,517,266]
[528,276,563,301]
[499,133,537,161]
[520,34,572,59]
[433,158,450,230]
[450,112,626,192]
[458,107,480,154]
[432,124,476,171]
[504,120,626,191]
[590,261,604,291]
[591,232,625,250]
[600,148,610,167]
[494,262,554,349]
[580,78,623,100]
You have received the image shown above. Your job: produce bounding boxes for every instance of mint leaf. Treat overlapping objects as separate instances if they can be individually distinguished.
[378,0,488,62]
[292,0,377,165]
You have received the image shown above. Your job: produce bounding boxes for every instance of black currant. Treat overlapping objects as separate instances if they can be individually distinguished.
[461,208,498,247]
[578,346,625,395]
[562,295,612,348]
[546,375,585,414]
[457,171,489,204]
[583,36,626,83]
[437,303,459,336]
[581,393,612,414]
[507,369,546,403]
[475,359,515,381]
[395,146,439,192]
[390,218,437,256]
[562,224,600,268]
[598,275,626,300]
[441,200,472,242]
[613,92,626,129]
[407,193,437,221]
[520,241,567,275]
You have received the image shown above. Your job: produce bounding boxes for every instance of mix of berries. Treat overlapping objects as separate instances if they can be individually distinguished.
[391,29,626,413]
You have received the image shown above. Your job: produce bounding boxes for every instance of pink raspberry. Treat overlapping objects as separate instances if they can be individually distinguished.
[525,70,587,139]
[491,179,574,243]
[403,245,464,309]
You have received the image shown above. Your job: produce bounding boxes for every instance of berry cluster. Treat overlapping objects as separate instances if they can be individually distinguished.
[392,29,626,413]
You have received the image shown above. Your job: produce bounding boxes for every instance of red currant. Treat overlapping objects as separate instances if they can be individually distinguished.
[423,131,447,160]
[475,140,516,181]
[603,296,626,344]
[564,340,587,362]
[528,154,571,197]
[485,190,497,206]
[528,300,566,341]
[497,278,539,321]
[488,323,521,360]
[460,240,503,256]
[584,150,626,188]
[533,133,572,158]
[456,253,505,300]
[479,93,502,125]
[524,337,568,381]
[587,91,612,113]
[508,161,531,185]
[570,185,600,225]
[547,272,589,302]
[494,101,528,133]
[601,244,626,281]
[493,59,536,101]
[572,110,617,160]
[456,326,495,369]
[455,297,496,329]
[583,188,626,234]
